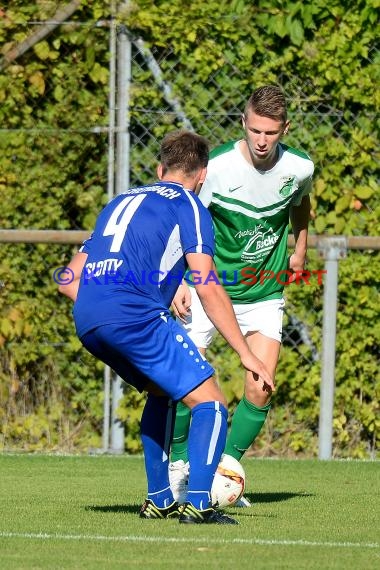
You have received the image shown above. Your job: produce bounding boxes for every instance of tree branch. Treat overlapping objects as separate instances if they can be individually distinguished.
[0,0,83,70]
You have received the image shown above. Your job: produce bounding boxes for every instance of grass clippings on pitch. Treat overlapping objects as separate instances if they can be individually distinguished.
[0,454,378,569]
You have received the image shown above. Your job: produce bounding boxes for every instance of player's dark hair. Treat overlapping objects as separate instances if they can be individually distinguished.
[160,130,209,176]
[244,85,287,124]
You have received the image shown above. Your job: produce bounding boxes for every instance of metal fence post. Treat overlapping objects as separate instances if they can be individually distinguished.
[101,3,118,454]
[109,25,131,454]
[317,236,347,459]
[115,25,131,198]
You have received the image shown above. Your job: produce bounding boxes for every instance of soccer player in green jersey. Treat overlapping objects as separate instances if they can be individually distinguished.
[169,85,314,506]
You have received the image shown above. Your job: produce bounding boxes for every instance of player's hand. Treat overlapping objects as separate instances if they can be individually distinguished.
[240,352,275,393]
[287,252,306,284]
[171,282,192,323]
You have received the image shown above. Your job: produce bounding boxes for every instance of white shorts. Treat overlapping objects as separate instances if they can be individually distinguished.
[179,287,285,348]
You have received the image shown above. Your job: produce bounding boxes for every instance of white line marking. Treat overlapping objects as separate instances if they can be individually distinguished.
[0,531,378,549]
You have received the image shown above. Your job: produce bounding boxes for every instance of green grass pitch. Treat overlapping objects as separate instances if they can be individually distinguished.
[0,454,378,569]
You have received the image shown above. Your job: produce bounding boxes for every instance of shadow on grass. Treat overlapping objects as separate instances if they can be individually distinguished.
[85,492,313,516]
[248,491,314,503]
[85,504,141,514]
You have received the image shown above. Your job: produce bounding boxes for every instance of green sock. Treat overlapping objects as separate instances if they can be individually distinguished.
[171,401,191,462]
[224,396,271,461]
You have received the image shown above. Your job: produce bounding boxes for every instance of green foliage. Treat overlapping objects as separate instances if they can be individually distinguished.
[0,0,378,456]
[208,249,379,459]
[0,1,110,450]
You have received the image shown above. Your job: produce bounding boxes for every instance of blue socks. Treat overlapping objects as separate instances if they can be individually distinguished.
[187,401,228,510]
[140,394,176,508]
[141,396,228,511]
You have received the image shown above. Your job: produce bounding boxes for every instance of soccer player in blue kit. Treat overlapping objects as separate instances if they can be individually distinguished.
[59,130,274,525]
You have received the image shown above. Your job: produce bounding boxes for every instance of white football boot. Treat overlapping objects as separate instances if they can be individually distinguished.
[234,495,252,507]
[169,459,189,504]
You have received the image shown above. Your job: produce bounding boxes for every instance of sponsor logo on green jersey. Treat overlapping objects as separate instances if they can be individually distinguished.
[279,175,296,197]
[240,226,280,262]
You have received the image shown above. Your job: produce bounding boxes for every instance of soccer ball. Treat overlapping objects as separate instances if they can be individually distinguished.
[211,454,245,508]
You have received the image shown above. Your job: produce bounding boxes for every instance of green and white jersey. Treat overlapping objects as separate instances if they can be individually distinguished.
[199,140,314,304]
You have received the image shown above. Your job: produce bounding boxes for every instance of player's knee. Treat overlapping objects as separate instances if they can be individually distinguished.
[218,394,228,408]
[183,392,227,409]
[211,384,227,409]
[244,384,271,407]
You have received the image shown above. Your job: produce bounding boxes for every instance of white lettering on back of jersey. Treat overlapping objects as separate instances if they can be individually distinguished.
[124,185,181,200]
[155,187,181,200]
[85,258,124,277]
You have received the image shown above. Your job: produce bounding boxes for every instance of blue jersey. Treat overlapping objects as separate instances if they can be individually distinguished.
[73,181,215,338]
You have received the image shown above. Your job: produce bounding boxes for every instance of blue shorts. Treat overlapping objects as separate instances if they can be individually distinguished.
[80,311,215,401]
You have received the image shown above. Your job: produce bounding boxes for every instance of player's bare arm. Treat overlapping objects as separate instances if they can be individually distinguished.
[58,251,87,301]
[186,252,275,391]
[289,194,310,281]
